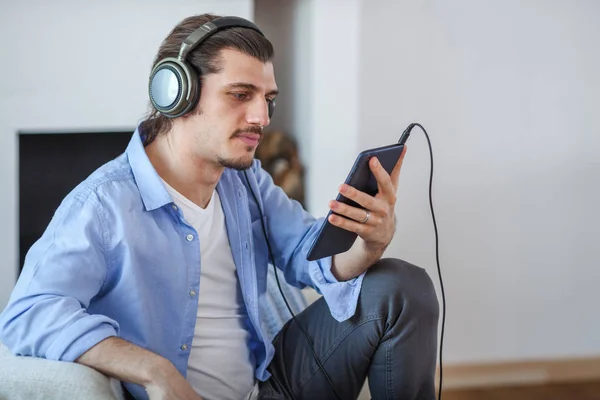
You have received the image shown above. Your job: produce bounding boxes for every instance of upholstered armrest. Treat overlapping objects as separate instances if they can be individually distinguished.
[0,342,125,400]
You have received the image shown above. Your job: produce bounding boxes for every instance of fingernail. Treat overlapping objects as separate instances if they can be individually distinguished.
[339,184,347,193]
[372,158,379,167]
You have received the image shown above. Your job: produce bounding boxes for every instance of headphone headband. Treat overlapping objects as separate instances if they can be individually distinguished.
[178,17,264,61]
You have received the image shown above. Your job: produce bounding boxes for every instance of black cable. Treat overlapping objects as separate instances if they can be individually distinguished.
[243,170,343,400]
[399,123,446,400]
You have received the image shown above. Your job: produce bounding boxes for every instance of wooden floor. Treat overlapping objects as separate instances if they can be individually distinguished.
[443,381,600,400]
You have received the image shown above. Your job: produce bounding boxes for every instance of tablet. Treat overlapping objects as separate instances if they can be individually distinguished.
[306,143,405,261]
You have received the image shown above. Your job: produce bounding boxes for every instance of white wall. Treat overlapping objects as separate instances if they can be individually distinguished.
[359,0,600,364]
[0,0,253,309]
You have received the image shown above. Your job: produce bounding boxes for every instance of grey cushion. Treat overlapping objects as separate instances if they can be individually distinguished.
[0,341,124,400]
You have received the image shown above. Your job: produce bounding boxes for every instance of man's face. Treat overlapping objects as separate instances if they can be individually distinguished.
[186,48,278,170]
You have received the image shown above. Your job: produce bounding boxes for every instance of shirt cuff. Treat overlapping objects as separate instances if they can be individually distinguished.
[308,257,365,322]
[45,315,120,362]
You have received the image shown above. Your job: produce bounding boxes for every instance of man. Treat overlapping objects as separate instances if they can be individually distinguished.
[0,14,439,400]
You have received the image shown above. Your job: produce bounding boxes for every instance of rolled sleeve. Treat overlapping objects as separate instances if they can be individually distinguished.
[0,190,114,361]
[308,256,365,321]
[47,314,119,362]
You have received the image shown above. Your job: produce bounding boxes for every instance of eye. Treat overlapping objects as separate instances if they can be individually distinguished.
[231,92,248,101]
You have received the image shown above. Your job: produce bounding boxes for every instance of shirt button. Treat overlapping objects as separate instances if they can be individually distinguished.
[172,204,178,211]
[189,290,196,297]
[186,234,194,242]
[180,344,188,351]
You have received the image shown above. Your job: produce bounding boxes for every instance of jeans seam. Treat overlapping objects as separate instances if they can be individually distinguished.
[386,340,394,399]
[292,314,385,396]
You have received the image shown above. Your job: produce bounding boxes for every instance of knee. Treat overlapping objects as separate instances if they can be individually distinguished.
[362,258,439,325]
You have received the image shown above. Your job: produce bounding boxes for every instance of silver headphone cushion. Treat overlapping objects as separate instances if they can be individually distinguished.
[149,64,183,111]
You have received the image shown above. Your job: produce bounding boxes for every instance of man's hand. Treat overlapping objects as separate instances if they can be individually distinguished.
[75,337,202,400]
[330,146,407,280]
[145,361,203,400]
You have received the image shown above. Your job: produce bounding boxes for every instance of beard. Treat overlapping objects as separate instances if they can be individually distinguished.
[216,126,264,170]
[217,153,254,170]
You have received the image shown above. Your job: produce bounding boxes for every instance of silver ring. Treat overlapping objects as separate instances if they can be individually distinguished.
[359,210,370,224]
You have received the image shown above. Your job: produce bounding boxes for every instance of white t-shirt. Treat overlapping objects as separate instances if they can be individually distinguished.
[163,181,258,400]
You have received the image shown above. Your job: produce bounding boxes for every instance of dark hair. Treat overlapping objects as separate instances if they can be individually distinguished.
[140,14,274,145]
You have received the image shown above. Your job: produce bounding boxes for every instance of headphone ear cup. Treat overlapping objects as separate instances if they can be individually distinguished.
[149,58,199,118]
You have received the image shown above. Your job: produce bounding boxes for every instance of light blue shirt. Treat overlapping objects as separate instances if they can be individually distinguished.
[0,126,364,399]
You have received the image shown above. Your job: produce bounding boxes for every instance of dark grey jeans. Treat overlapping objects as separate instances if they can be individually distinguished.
[258,258,439,400]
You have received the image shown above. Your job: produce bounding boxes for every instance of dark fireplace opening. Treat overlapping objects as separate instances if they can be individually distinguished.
[18,130,134,272]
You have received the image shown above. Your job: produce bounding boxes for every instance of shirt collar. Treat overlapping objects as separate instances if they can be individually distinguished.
[125,124,173,211]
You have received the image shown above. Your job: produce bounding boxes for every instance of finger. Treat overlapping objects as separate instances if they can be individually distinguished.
[329,200,379,224]
[369,156,396,201]
[338,184,387,214]
[389,145,407,192]
[328,213,369,234]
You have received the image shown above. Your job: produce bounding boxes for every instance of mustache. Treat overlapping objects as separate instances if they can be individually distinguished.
[231,126,264,138]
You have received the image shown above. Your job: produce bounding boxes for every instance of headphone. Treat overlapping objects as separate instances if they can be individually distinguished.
[148,16,275,119]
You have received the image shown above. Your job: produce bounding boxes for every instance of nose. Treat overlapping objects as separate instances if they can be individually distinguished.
[246,98,270,127]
